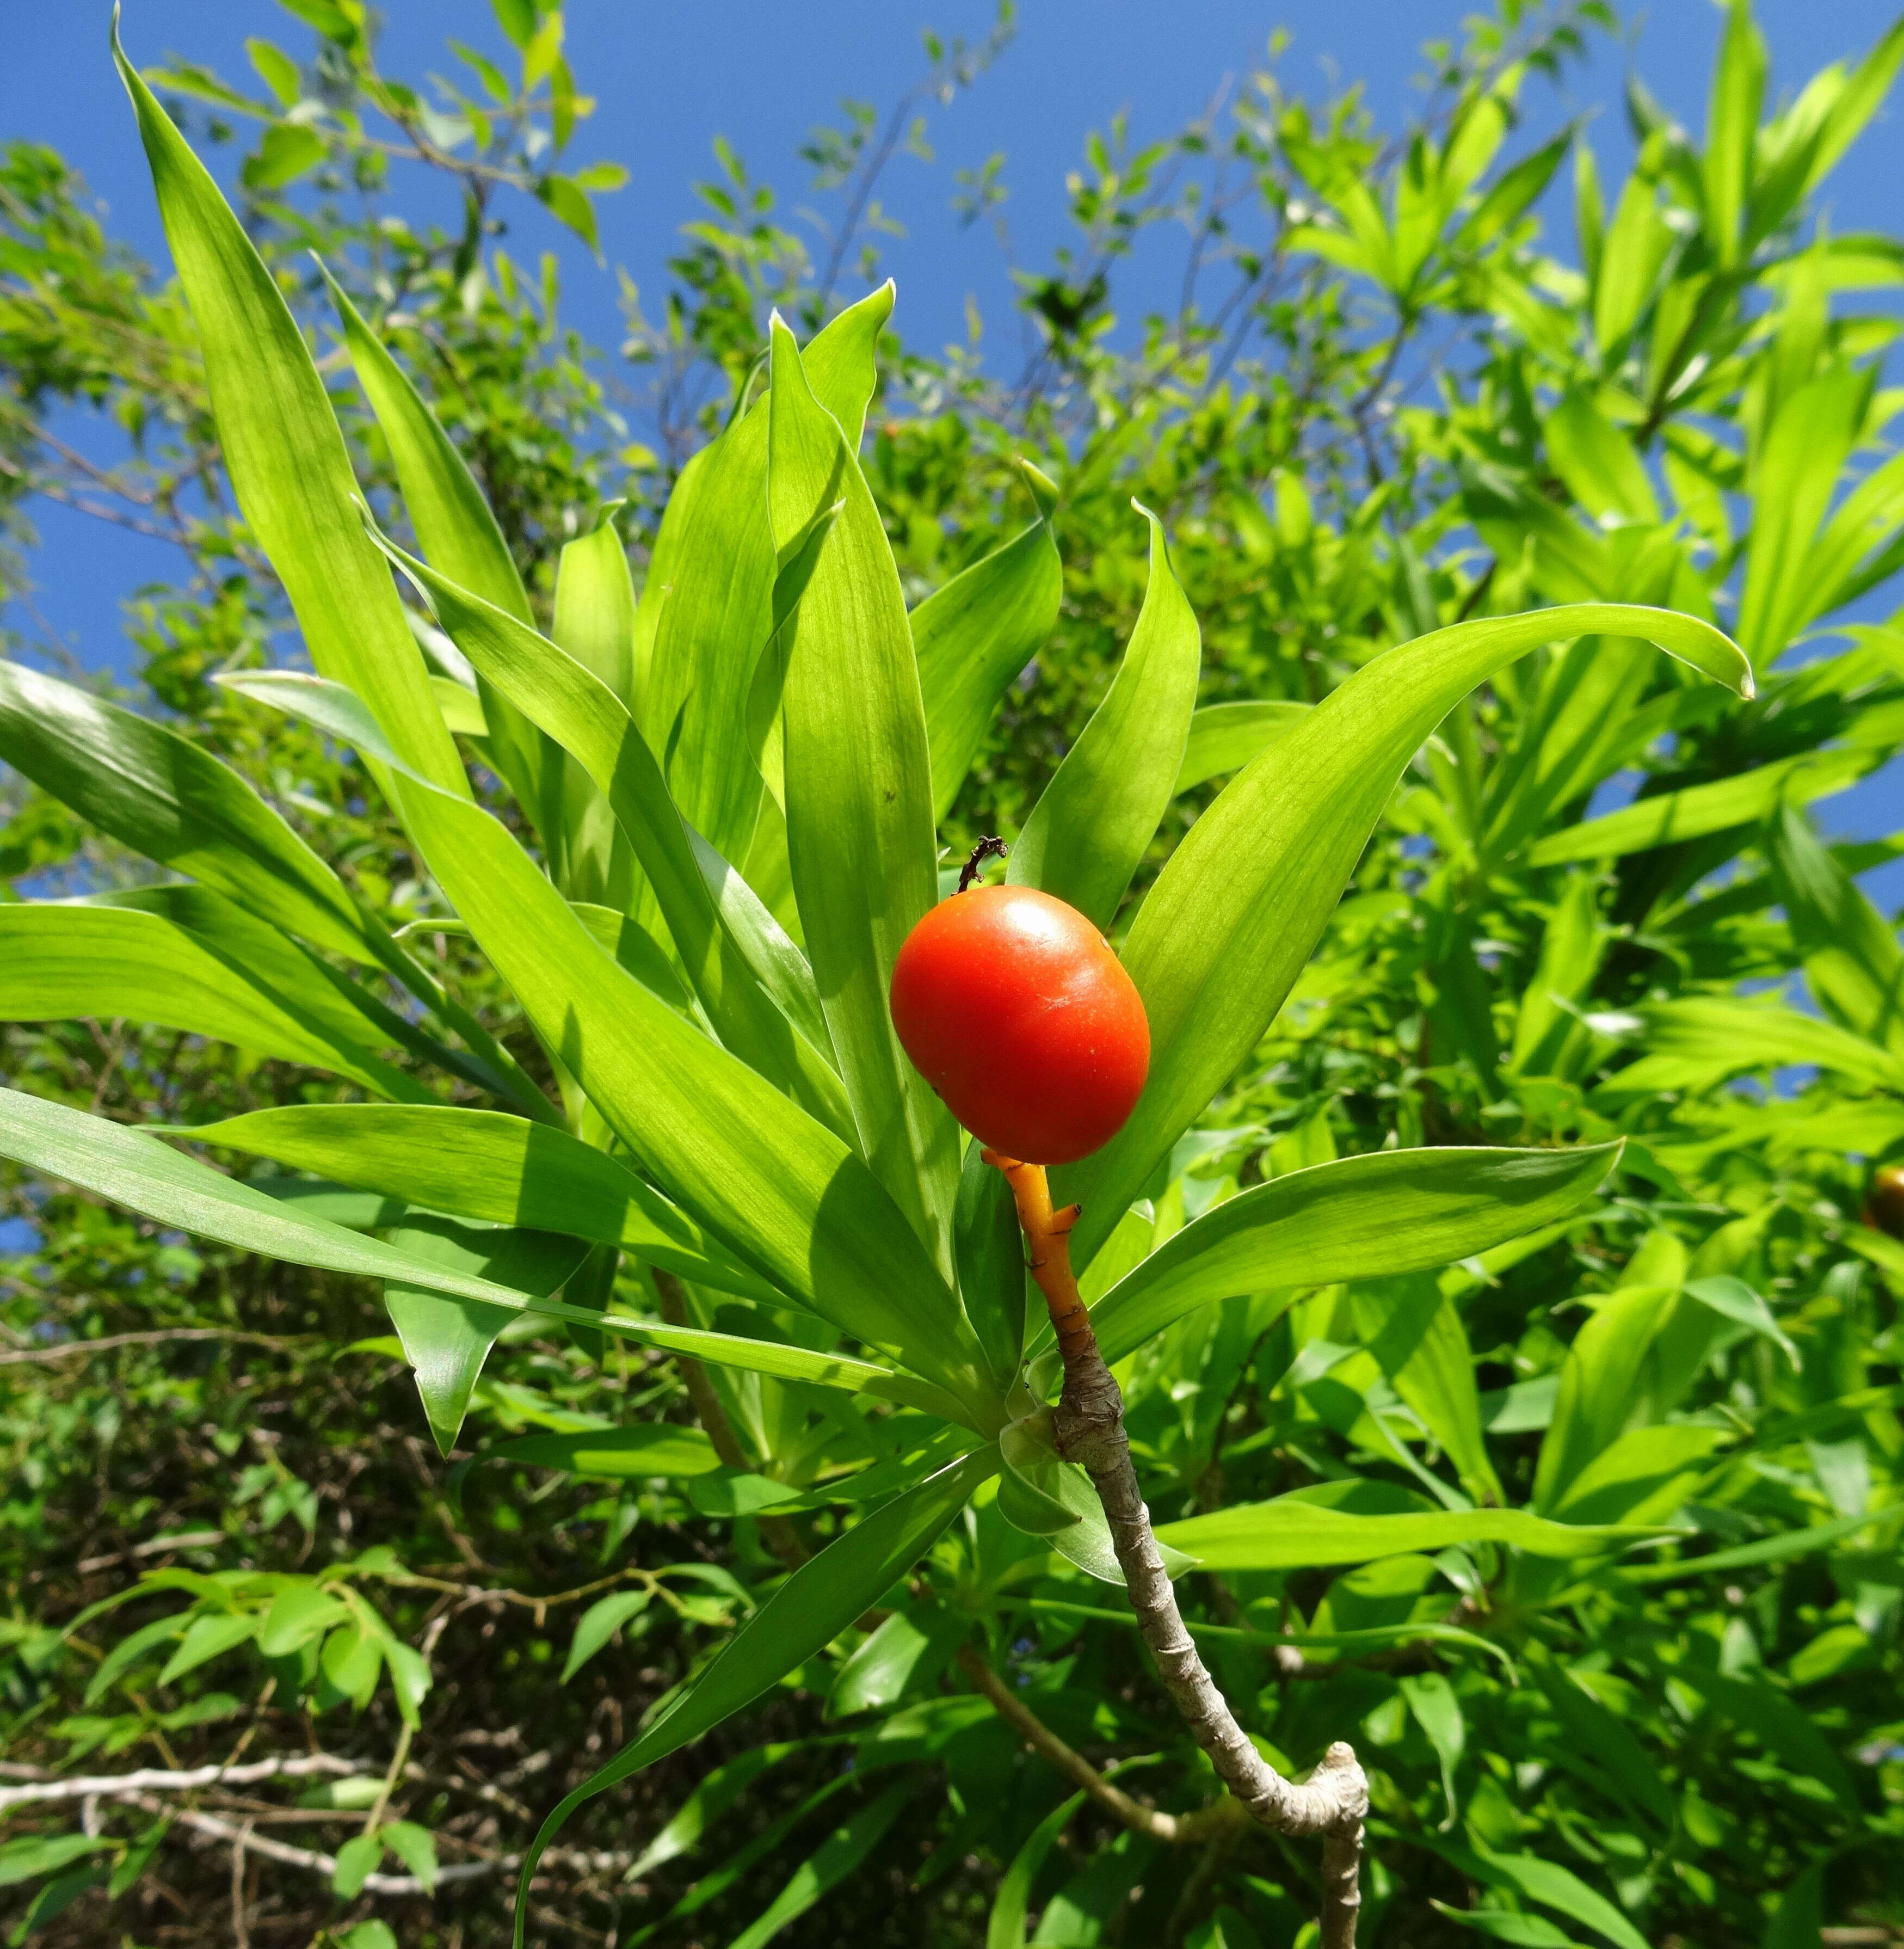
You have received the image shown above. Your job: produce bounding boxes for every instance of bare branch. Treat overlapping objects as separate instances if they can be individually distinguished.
[0,1329,313,1369]
[955,1643,1242,1846]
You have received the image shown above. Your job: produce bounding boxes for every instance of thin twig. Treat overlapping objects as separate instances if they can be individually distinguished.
[954,1643,1241,1845]
[0,1753,357,1812]
[987,1151,1370,1949]
[129,1794,634,1896]
[0,1329,314,1369]
[652,1269,809,1571]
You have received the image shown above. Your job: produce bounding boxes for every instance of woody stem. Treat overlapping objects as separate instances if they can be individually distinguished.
[983,1149,1370,1949]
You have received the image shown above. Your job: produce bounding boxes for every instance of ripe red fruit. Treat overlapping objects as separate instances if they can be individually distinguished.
[1864,1163,1904,1238]
[890,883,1150,1166]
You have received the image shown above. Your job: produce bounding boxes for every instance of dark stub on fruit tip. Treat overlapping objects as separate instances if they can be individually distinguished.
[959,835,1009,893]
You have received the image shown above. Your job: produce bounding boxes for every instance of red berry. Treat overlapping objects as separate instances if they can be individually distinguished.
[890,884,1150,1166]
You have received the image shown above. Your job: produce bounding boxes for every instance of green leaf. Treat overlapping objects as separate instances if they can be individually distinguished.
[767,311,957,1269]
[242,123,325,191]
[1544,391,1659,525]
[383,1216,590,1454]
[1174,700,1309,795]
[1008,505,1200,931]
[1527,748,1874,865]
[1737,366,1872,662]
[381,1821,438,1892]
[0,1086,662,1335]
[1429,1906,1591,1949]
[1058,604,1748,1268]
[1767,804,1904,1055]
[257,1584,350,1657]
[320,266,562,857]
[245,36,301,107]
[0,657,387,966]
[536,174,598,251]
[800,280,894,453]
[156,1612,258,1686]
[561,1590,651,1682]
[1616,1504,1904,1584]
[1761,1862,1826,1949]
[1051,1143,1617,1379]
[913,496,1064,822]
[1532,1283,1680,1514]
[636,413,774,866]
[955,1139,1028,1387]
[510,1447,997,1943]
[1355,1275,1503,1504]
[829,1608,960,1717]
[1400,1670,1464,1827]
[321,1618,383,1706]
[367,524,854,1142]
[726,1783,914,1949]
[113,28,464,791]
[0,1834,108,1891]
[1672,1667,1858,1807]
[188,1103,777,1301]
[0,901,428,1100]
[1154,1490,1648,1570]
[1681,1275,1798,1368]
[1704,0,1766,268]
[596,1318,967,1419]
[625,1744,799,1881]
[1030,1449,1196,1586]
[475,1422,724,1483]
[987,1791,1088,1949]
[332,1831,383,1899]
[1549,1423,1728,1527]
[380,766,995,1415]
[1593,175,1676,353]
[489,0,536,50]
[98,881,466,1092]
[1458,1846,1653,1949]
[1599,995,1904,1097]
[552,514,640,899]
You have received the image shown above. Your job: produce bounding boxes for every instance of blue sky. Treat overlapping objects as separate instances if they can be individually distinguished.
[5,1,1904,859]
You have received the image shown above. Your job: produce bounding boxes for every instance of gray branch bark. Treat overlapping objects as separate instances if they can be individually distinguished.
[988,1152,1370,1949]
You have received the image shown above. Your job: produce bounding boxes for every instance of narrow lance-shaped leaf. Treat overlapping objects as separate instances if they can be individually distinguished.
[184,1103,777,1302]
[0,659,367,963]
[1526,747,1874,866]
[381,760,998,1416]
[113,25,464,792]
[319,264,562,852]
[1057,605,1751,1266]
[1175,700,1310,796]
[639,285,893,868]
[82,884,466,1094]
[1008,503,1201,932]
[1704,0,1767,268]
[1037,1142,1620,1385]
[0,902,430,1103]
[1155,1492,1656,1570]
[382,1215,590,1455]
[767,312,958,1271]
[1767,803,1904,1056]
[552,511,641,906]
[913,463,1064,822]
[0,1085,649,1332]
[510,1447,999,1946]
[725,1784,915,1949]
[365,522,853,1140]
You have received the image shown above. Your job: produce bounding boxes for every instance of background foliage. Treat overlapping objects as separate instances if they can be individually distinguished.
[3,2,1902,1945]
